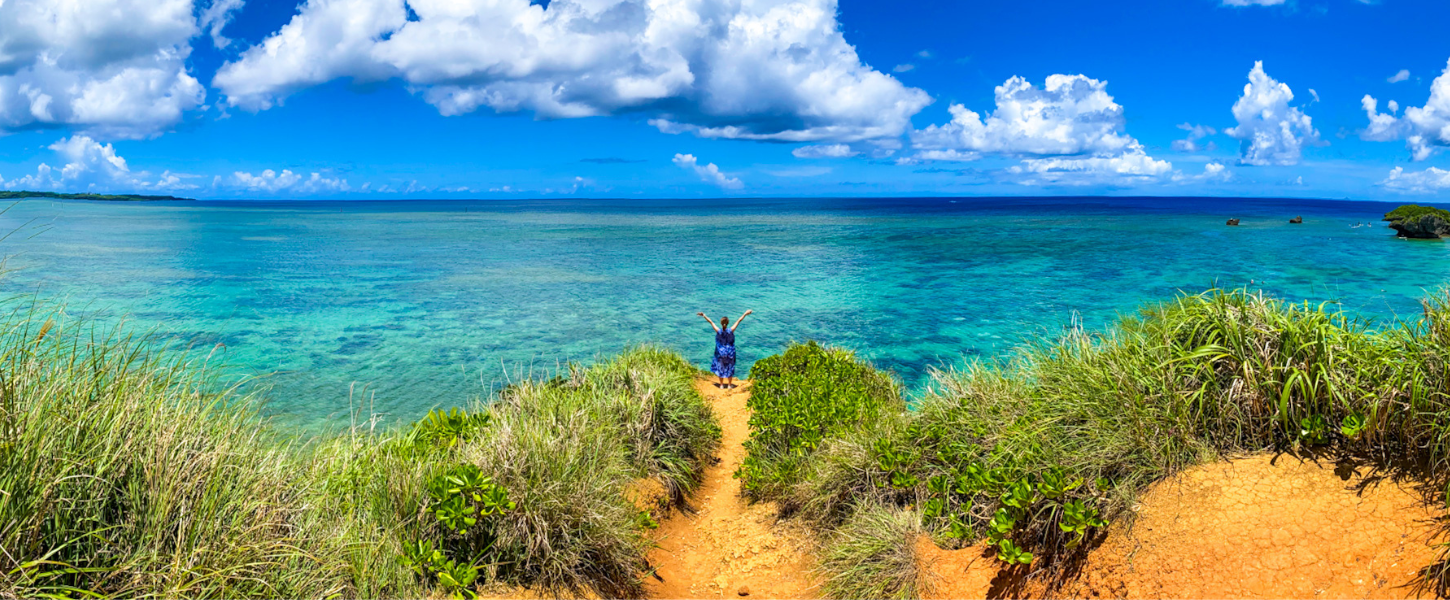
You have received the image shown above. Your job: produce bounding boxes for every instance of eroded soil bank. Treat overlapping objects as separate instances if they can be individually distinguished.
[921,454,1443,599]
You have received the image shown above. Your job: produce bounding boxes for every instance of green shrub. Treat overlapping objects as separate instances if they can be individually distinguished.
[738,341,903,505]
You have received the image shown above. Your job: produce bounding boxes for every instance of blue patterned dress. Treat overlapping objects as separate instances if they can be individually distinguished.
[711,328,736,378]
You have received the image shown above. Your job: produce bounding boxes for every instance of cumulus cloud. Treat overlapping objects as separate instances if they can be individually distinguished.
[0,136,193,191]
[672,153,742,189]
[792,144,857,159]
[232,169,350,193]
[912,75,1137,157]
[910,73,1170,183]
[213,0,930,144]
[1380,166,1450,193]
[1388,69,1411,84]
[0,0,206,139]
[1361,58,1450,161]
[1172,123,1217,153]
[1225,61,1320,166]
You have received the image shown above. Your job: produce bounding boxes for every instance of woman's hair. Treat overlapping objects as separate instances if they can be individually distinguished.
[721,316,730,328]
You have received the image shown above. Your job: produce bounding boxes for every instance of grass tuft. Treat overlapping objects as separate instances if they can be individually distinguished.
[820,503,927,600]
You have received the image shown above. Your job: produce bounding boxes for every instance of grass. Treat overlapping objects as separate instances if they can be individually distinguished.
[0,299,719,599]
[819,503,927,600]
[744,289,1450,597]
[17,285,1450,598]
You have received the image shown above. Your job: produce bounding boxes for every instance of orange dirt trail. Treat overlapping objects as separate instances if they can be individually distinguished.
[922,454,1445,599]
[644,379,821,599]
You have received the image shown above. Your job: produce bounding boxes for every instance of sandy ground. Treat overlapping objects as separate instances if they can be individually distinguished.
[921,454,1445,599]
[644,379,822,599]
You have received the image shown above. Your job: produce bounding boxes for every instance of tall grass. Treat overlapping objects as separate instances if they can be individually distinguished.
[0,295,719,600]
[0,304,370,598]
[819,504,927,600]
[456,346,720,597]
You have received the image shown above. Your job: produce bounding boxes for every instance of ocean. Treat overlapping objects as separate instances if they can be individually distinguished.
[3,196,1442,428]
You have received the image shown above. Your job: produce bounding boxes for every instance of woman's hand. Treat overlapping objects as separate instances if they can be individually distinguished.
[743,309,753,316]
[696,312,705,317]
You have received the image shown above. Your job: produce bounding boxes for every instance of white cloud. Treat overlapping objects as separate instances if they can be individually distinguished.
[917,50,933,59]
[792,144,857,159]
[232,169,350,193]
[910,73,1170,183]
[672,153,742,189]
[1171,123,1217,153]
[912,74,1137,157]
[893,64,915,73]
[1202,162,1231,181]
[1360,58,1450,161]
[1222,0,1285,5]
[1007,149,1172,185]
[1380,166,1450,193]
[198,0,247,49]
[0,0,206,139]
[1,136,194,191]
[1388,69,1411,84]
[912,149,978,162]
[1174,161,1233,183]
[214,0,930,144]
[1225,61,1320,166]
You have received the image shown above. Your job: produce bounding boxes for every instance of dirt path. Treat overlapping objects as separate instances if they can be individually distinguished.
[644,379,821,599]
[921,454,1445,599]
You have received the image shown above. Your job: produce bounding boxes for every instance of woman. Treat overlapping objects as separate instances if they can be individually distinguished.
[697,309,752,388]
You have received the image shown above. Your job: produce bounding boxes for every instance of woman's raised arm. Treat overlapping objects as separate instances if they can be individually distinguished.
[731,309,753,331]
[697,312,721,332]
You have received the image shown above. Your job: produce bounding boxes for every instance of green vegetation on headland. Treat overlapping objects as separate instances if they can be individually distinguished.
[1385,203,1450,239]
[1385,204,1450,222]
[0,191,193,201]
[10,287,1450,598]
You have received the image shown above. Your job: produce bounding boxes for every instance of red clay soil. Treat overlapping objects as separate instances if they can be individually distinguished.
[644,379,822,599]
[921,454,1445,599]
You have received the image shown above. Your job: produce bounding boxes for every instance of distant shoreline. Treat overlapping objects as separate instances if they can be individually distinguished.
[0,191,194,202]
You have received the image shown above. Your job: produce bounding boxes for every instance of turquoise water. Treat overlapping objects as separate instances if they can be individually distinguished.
[3,196,1445,428]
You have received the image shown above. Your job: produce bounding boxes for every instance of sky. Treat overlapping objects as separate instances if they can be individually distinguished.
[0,0,1448,200]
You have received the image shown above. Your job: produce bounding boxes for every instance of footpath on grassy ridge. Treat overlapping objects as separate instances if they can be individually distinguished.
[919,454,1441,599]
[644,380,1442,600]
[645,379,821,599]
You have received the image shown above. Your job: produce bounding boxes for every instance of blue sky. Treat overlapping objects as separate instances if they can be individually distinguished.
[0,0,1448,199]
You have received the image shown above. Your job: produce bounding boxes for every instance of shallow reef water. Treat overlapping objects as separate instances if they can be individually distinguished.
[3,196,1444,427]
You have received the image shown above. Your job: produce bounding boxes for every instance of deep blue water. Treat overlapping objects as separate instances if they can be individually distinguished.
[3,196,1445,428]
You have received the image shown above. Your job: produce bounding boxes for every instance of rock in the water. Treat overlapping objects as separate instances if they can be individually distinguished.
[737,585,750,596]
[1384,204,1450,239]
[1226,218,1240,226]
[1289,216,1303,224]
